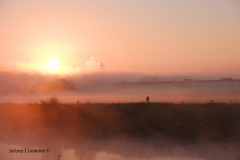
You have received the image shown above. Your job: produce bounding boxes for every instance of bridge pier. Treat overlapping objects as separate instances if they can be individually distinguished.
[116,79,240,90]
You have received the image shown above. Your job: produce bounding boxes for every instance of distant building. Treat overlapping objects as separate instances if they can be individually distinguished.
[184,79,192,82]
[141,76,157,82]
[172,75,189,81]
[220,78,232,81]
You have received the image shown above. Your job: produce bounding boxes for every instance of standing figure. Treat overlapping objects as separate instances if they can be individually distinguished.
[146,96,149,103]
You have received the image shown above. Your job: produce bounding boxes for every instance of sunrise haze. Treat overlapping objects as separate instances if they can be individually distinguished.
[1,2,240,160]
[0,0,239,75]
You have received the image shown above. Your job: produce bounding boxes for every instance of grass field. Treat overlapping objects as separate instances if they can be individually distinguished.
[1,97,240,145]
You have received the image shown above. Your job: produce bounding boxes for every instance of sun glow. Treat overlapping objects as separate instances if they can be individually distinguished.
[44,58,61,71]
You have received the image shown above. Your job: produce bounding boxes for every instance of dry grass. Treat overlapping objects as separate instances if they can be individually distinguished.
[0,98,240,144]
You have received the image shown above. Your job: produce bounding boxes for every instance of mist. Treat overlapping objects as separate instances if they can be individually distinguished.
[0,71,240,160]
[1,0,240,159]
[1,102,240,160]
[0,71,239,103]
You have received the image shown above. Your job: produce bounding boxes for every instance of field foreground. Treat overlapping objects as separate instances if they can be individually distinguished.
[0,100,240,160]
[1,101,240,142]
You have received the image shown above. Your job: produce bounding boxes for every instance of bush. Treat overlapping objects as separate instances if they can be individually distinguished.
[40,95,61,106]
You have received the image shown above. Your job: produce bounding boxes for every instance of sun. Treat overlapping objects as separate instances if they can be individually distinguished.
[44,58,61,71]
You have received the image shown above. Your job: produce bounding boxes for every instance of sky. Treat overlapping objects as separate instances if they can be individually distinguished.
[0,0,239,76]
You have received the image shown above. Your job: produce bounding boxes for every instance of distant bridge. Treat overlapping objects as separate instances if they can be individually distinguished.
[115,78,240,89]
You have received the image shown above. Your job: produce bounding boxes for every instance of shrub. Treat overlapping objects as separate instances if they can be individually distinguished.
[40,95,61,106]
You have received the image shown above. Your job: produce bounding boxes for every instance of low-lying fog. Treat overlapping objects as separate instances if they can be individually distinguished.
[1,71,240,160]
[1,137,239,160]
[1,90,240,104]
[0,71,240,103]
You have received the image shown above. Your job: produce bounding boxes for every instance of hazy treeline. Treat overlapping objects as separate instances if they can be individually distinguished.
[0,71,151,93]
[1,71,236,94]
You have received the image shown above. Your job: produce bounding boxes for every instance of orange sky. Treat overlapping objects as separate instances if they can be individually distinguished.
[0,0,239,76]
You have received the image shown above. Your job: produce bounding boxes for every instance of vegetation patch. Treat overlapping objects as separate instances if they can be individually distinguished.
[0,97,240,144]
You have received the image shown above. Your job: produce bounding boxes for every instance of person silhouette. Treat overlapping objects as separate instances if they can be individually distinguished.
[146,96,149,103]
